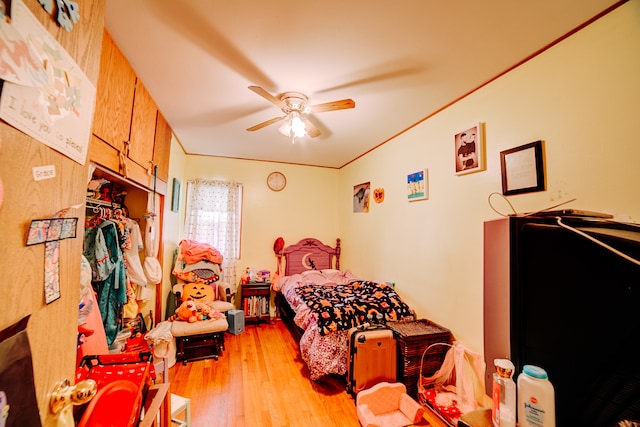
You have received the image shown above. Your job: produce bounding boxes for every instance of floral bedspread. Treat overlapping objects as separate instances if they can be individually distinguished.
[294,280,413,336]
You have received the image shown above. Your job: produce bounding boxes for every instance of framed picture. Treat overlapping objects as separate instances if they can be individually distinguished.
[171,178,181,212]
[500,140,545,195]
[455,123,485,175]
[407,169,428,201]
[353,182,370,213]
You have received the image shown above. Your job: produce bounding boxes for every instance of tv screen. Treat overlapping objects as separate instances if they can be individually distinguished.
[511,218,640,427]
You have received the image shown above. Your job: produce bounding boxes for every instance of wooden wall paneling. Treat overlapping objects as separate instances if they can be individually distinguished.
[0,1,106,423]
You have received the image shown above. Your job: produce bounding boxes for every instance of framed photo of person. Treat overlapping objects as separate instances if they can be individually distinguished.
[454,123,485,176]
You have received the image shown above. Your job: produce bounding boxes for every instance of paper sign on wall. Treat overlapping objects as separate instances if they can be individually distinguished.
[0,0,96,165]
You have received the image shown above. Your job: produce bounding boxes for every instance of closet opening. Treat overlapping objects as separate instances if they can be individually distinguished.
[84,163,164,351]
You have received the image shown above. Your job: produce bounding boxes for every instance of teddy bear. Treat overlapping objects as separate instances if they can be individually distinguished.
[169,300,199,323]
[169,299,224,322]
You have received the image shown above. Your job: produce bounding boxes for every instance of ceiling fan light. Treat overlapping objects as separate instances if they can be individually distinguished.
[278,113,307,139]
[291,115,307,138]
[278,119,292,137]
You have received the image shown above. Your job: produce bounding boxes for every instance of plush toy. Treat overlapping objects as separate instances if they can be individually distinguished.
[194,301,223,321]
[169,299,224,322]
[181,282,217,302]
[169,300,199,323]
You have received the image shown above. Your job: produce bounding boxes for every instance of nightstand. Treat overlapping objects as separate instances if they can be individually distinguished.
[241,282,271,325]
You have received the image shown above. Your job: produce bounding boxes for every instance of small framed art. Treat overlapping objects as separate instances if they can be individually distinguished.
[353,182,370,213]
[171,178,181,212]
[455,123,485,175]
[407,169,428,201]
[500,140,545,196]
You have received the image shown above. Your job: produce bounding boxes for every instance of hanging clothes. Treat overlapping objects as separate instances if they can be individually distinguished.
[121,216,146,287]
[141,192,161,301]
[83,217,127,345]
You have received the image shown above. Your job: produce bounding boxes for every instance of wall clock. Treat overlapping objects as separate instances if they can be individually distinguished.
[267,171,286,191]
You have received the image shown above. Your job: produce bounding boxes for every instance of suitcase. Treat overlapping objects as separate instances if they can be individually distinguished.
[346,324,397,396]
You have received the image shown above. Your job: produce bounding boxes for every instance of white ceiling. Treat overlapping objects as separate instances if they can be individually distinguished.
[104,0,620,169]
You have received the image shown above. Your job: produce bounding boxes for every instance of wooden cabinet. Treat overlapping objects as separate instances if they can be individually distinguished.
[128,78,157,172]
[241,282,271,325]
[89,30,170,193]
[153,111,172,182]
[92,30,136,154]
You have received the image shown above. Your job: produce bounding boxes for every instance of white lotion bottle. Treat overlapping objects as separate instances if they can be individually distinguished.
[517,365,556,427]
[492,359,516,427]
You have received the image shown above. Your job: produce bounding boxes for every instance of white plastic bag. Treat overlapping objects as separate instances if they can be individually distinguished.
[420,341,487,415]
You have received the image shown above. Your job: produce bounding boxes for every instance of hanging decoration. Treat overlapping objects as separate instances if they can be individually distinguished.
[38,0,80,31]
[0,0,95,166]
[373,188,385,204]
[26,206,79,304]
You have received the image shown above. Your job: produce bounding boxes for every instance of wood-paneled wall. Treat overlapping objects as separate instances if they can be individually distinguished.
[0,1,105,423]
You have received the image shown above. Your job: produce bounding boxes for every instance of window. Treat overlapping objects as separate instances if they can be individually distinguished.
[184,179,243,285]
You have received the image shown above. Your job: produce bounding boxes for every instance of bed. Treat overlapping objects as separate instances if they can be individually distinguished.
[273,237,414,381]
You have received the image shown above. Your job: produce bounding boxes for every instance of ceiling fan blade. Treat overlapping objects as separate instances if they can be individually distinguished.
[248,86,285,109]
[309,98,355,113]
[302,117,321,138]
[246,116,285,132]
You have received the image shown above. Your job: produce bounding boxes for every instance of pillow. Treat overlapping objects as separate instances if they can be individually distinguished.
[209,300,234,313]
[181,282,218,302]
[272,273,303,292]
[301,269,357,285]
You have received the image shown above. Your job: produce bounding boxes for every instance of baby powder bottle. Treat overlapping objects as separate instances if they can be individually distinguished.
[517,365,556,427]
[492,359,516,427]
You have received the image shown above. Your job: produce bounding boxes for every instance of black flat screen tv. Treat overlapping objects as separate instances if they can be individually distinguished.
[510,215,640,427]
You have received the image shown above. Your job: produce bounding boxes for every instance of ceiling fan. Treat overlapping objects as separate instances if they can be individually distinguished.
[246,85,355,139]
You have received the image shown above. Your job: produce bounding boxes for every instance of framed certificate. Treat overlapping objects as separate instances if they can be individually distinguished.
[500,140,545,196]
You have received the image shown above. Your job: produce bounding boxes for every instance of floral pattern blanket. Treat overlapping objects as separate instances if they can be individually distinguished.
[294,280,413,336]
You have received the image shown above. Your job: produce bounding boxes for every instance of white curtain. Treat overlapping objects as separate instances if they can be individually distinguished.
[184,179,242,286]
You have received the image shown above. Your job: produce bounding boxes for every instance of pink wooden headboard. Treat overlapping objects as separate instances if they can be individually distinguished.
[278,238,341,276]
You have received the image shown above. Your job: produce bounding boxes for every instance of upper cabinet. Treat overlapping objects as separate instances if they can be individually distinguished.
[90,30,170,193]
[128,79,158,173]
[153,111,172,182]
[92,30,135,154]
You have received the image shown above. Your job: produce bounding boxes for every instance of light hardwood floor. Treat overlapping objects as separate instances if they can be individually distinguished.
[167,319,442,427]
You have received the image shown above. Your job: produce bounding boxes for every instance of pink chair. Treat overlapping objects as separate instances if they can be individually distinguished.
[356,382,425,427]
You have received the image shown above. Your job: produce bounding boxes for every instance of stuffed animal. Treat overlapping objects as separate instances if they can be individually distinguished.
[169,299,224,322]
[194,301,223,321]
[168,300,199,323]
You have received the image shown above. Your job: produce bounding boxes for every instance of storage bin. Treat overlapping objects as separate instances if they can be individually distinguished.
[387,319,453,397]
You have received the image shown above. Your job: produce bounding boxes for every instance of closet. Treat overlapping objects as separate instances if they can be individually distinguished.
[84,165,165,340]
[86,27,173,332]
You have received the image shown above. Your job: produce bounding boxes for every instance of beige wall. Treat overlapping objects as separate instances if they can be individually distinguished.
[161,2,640,354]
[160,151,340,316]
[339,1,640,353]
[159,134,188,318]
[182,157,340,271]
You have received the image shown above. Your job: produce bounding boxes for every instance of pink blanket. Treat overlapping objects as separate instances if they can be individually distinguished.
[179,239,223,264]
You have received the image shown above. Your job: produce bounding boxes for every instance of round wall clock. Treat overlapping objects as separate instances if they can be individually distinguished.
[267,171,286,191]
